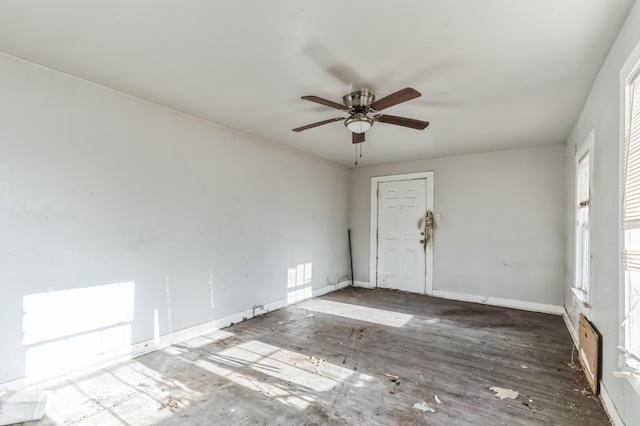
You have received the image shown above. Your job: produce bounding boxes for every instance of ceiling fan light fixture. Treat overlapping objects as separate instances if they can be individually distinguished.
[344,113,373,134]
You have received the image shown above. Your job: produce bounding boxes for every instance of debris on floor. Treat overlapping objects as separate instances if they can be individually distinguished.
[159,399,179,410]
[309,355,327,375]
[580,388,592,397]
[490,387,519,400]
[385,373,399,382]
[434,395,442,404]
[309,355,326,366]
[0,390,53,426]
[413,401,435,413]
[567,362,582,372]
[305,314,314,318]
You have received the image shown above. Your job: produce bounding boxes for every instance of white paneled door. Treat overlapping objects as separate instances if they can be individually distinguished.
[376,178,427,293]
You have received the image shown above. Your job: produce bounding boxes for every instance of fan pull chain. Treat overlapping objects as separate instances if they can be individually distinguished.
[354,145,358,166]
[360,143,363,158]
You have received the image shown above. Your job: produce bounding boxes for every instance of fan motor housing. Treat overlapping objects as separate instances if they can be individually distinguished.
[343,89,375,110]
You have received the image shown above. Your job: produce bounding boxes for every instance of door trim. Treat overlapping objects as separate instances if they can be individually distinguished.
[370,171,434,295]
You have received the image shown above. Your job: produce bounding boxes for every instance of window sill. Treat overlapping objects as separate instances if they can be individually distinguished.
[618,350,640,395]
[622,359,640,398]
[571,287,591,308]
[625,358,640,371]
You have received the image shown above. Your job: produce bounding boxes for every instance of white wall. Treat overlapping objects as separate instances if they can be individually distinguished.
[0,53,350,386]
[564,1,640,424]
[350,145,565,306]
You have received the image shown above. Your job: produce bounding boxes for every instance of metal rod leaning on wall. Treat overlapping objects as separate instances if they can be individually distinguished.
[348,229,354,286]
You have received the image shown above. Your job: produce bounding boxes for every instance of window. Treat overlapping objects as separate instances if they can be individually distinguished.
[623,69,640,362]
[574,143,591,302]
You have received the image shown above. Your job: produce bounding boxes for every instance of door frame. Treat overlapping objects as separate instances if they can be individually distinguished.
[369,171,434,295]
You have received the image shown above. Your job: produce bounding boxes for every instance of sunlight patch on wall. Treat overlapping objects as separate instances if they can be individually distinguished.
[287,263,312,305]
[154,308,160,345]
[194,339,352,410]
[22,281,135,383]
[302,299,413,327]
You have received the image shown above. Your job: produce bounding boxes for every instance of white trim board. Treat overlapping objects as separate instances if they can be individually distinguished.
[129,297,289,360]
[434,293,624,424]
[369,171,435,295]
[562,310,580,348]
[563,309,625,426]
[618,34,640,411]
[573,131,594,306]
[0,280,350,392]
[0,297,288,392]
[431,290,565,315]
[311,280,351,298]
[600,381,625,426]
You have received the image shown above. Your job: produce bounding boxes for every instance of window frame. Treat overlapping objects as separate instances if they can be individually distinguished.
[619,40,640,381]
[573,133,593,307]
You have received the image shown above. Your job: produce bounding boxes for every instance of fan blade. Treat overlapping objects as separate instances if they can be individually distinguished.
[376,114,429,130]
[370,87,421,111]
[352,132,365,144]
[292,117,344,132]
[301,96,348,111]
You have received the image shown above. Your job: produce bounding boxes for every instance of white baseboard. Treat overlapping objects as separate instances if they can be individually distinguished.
[431,290,565,315]
[562,309,580,348]
[562,308,625,426]
[353,281,374,289]
[312,280,350,298]
[0,281,350,392]
[600,381,625,426]
[130,296,288,360]
[432,294,624,424]
[1,297,288,392]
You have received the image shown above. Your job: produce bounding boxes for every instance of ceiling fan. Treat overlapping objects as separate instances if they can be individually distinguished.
[292,87,429,146]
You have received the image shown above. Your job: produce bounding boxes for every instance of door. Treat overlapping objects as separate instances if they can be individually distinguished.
[376,178,427,293]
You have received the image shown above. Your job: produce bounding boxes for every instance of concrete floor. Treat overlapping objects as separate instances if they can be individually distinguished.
[24,288,608,425]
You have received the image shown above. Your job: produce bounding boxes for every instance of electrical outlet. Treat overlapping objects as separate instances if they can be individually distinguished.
[435,213,441,222]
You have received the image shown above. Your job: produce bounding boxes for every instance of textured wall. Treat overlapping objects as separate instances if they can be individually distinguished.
[0,53,350,385]
[350,145,565,305]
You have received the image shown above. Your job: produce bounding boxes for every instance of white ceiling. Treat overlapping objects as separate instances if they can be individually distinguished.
[0,1,635,167]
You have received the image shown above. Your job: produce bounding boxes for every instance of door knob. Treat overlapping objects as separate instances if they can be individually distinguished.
[420,232,425,236]
[420,240,425,244]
